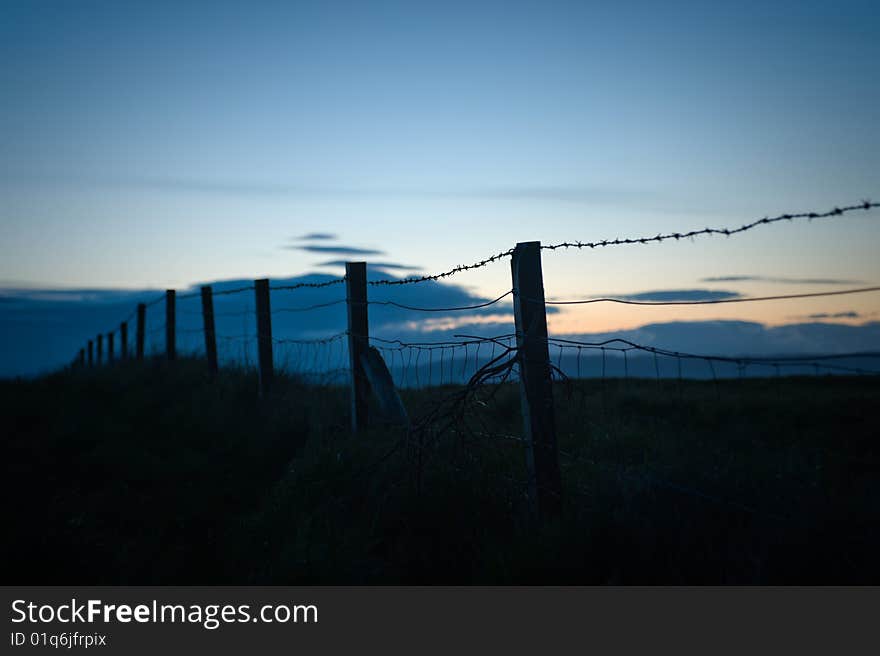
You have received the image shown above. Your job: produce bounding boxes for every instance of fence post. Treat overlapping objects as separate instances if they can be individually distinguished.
[136,303,145,361]
[88,340,94,367]
[254,279,274,396]
[511,241,562,519]
[346,262,370,433]
[166,290,176,361]
[120,322,128,360]
[201,285,218,374]
[97,334,103,365]
[78,348,85,368]
[107,332,114,363]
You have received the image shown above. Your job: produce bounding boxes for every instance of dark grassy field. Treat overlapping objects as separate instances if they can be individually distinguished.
[3,358,879,584]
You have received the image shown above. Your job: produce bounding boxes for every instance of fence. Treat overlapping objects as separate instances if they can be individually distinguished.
[65,200,880,519]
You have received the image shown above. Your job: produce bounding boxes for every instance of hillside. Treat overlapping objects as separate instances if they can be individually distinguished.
[3,359,879,584]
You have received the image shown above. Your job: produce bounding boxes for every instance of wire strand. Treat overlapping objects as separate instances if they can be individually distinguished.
[540,285,880,306]
[369,290,513,312]
[541,200,878,252]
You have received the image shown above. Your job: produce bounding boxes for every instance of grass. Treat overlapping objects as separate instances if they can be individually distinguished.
[2,357,879,584]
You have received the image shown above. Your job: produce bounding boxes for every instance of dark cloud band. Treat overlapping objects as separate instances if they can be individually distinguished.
[294,233,338,241]
[612,289,742,303]
[701,275,864,285]
[285,245,385,256]
[316,260,421,271]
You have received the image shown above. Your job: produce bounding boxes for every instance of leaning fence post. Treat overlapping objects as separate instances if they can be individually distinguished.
[201,285,218,374]
[346,262,370,433]
[88,340,94,367]
[254,279,274,396]
[97,334,103,365]
[136,303,145,360]
[120,322,128,360]
[511,241,562,519]
[107,332,114,363]
[166,290,176,360]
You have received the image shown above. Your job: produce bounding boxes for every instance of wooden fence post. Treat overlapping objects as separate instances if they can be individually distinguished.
[166,290,176,360]
[88,340,94,367]
[136,303,145,361]
[107,332,114,362]
[97,334,103,365]
[78,348,85,367]
[120,322,128,360]
[346,262,370,433]
[201,285,218,374]
[254,279,274,396]
[511,241,562,518]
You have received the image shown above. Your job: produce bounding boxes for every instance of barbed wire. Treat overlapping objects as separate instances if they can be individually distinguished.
[271,278,346,291]
[176,290,201,300]
[368,249,515,287]
[361,200,877,287]
[541,200,878,252]
[213,285,255,297]
[66,200,880,367]
[144,293,166,307]
[540,285,880,306]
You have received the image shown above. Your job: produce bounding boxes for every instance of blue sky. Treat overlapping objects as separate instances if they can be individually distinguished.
[1,0,879,365]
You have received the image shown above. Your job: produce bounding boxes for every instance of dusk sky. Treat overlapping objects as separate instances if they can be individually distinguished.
[2,0,879,338]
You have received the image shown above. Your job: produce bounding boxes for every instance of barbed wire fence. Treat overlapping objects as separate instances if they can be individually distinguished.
[65,200,880,521]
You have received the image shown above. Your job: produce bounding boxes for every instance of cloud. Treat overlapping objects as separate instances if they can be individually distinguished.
[115,176,316,196]
[610,289,742,302]
[284,245,385,256]
[0,271,519,377]
[801,311,861,320]
[18,172,658,206]
[371,318,880,383]
[294,233,337,241]
[701,275,864,285]
[536,319,880,381]
[316,260,421,271]
[4,274,879,380]
[435,184,659,204]
[0,287,157,304]
[560,319,880,359]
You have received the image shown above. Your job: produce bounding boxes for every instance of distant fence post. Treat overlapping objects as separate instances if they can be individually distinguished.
[120,321,128,360]
[78,348,85,368]
[201,285,218,374]
[136,303,145,361]
[97,334,103,365]
[107,332,114,363]
[88,340,94,367]
[166,290,176,361]
[346,262,370,433]
[511,241,562,519]
[254,279,274,396]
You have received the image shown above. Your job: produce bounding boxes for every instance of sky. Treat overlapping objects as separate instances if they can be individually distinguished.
[1,0,879,370]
